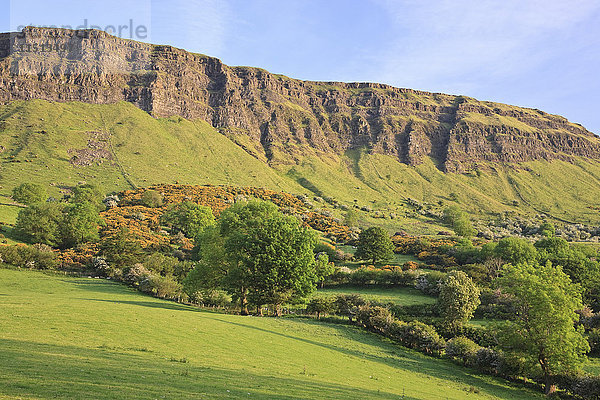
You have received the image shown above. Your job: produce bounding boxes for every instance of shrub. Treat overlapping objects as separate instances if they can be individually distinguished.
[333,294,366,322]
[12,183,47,205]
[306,297,334,319]
[0,244,57,269]
[388,320,446,356]
[474,347,502,374]
[571,375,600,399]
[356,305,393,333]
[414,271,445,296]
[139,274,182,300]
[445,336,481,366]
[140,190,164,208]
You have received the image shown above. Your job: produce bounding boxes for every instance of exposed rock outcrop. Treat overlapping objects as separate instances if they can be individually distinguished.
[1,27,599,172]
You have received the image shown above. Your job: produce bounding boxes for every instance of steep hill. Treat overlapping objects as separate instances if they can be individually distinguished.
[0,269,544,399]
[0,27,599,228]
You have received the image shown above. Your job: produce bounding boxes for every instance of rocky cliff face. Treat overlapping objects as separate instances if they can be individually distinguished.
[1,27,599,172]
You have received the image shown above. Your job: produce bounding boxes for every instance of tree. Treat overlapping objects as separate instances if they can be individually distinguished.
[334,294,366,322]
[12,183,47,205]
[497,262,590,394]
[161,201,215,240]
[354,227,394,265]
[443,206,475,238]
[314,253,335,288]
[539,222,556,238]
[226,209,318,316]
[494,237,538,265]
[344,209,359,227]
[140,190,163,208]
[306,297,334,319]
[192,200,319,316]
[438,270,480,333]
[15,202,64,246]
[60,202,102,248]
[99,227,145,268]
[71,184,105,210]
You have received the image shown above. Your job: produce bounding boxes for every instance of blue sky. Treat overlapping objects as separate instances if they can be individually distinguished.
[2,0,600,134]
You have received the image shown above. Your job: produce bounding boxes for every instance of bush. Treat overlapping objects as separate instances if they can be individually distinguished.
[192,289,232,307]
[138,274,182,300]
[356,305,393,333]
[12,183,47,205]
[387,320,446,356]
[474,347,502,374]
[445,336,481,366]
[333,294,366,321]
[306,297,334,319]
[414,271,445,296]
[0,243,57,269]
[571,375,600,399]
[140,190,164,208]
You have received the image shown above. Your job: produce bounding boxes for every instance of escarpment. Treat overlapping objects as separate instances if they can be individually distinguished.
[1,27,599,172]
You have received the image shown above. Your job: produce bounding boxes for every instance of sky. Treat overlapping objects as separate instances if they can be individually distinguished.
[2,0,599,134]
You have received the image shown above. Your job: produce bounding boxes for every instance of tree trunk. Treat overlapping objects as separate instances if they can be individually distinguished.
[539,356,556,396]
[240,287,248,315]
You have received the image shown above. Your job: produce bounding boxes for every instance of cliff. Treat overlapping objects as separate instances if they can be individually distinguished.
[1,27,599,172]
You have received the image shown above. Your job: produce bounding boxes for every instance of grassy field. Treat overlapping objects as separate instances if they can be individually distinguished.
[0,268,543,399]
[314,286,436,306]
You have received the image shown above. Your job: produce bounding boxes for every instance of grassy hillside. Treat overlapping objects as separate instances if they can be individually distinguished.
[0,268,543,400]
[0,99,599,234]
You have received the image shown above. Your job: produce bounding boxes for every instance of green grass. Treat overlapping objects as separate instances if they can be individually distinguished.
[0,268,543,399]
[314,286,437,306]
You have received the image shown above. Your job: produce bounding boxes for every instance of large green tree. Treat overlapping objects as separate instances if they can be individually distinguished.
[497,262,589,394]
[494,237,538,265]
[225,206,318,316]
[355,227,394,265]
[438,270,481,333]
[161,201,215,240]
[191,200,318,315]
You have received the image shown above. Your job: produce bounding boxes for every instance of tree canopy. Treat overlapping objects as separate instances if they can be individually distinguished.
[497,262,589,394]
[190,200,319,315]
[161,201,215,240]
[12,183,47,205]
[355,227,394,265]
[438,270,480,333]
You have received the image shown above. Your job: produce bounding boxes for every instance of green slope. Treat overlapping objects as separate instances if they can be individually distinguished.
[0,99,599,232]
[0,269,542,399]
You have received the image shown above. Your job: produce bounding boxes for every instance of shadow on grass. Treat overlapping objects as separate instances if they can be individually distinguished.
[0,338,413,400]
[205,316,541,400]
[85,298,201,313]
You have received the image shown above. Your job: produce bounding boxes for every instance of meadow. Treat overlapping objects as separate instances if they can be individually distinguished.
[0,268,543,400]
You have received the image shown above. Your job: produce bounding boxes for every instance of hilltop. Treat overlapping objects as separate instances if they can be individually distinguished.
[0,27,599,229]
